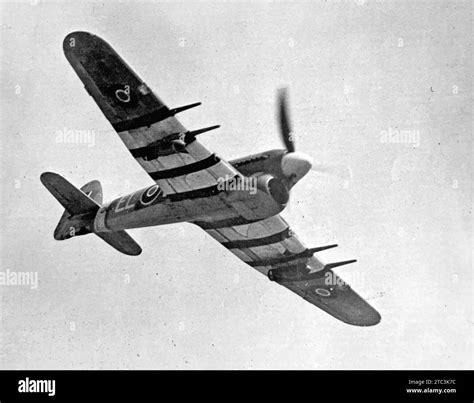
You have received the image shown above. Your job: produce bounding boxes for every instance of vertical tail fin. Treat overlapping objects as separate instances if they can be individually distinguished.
[80,180,103,205]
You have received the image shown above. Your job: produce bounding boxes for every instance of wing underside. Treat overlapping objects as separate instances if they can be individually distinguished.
[63,31,240,196]
[197,215,381,326]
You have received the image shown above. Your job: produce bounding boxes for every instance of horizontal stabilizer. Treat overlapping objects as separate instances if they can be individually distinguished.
[95,231,142,256]
[40,172,99,215]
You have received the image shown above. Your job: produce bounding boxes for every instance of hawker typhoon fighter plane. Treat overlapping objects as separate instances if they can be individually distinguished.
[41,32,381,326]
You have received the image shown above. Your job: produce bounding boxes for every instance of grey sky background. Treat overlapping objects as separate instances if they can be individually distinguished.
[0,0,472,369]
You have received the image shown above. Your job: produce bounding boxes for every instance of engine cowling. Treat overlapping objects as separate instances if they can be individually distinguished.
[254,173,290,206]
[220,173,290,220]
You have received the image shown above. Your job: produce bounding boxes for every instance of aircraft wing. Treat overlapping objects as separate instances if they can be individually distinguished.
[197,214,381,326]
[63,31,240,195]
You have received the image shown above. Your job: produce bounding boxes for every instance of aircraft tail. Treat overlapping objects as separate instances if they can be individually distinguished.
[40,172,142,256]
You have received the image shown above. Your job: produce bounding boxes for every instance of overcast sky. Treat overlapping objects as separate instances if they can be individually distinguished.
[1,0,472,369]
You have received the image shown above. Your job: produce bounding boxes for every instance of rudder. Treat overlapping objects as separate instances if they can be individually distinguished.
[80,180,103,205]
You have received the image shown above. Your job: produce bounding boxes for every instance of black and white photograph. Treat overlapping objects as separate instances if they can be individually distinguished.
[0,0,472,400]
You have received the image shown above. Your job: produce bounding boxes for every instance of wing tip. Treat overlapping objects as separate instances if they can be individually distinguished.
[40,171,59,184]
[63,31,108,57]
[331,296,382,327]
[346,309,382,327]
[125,246,143,256]
[63,31,90,51]
[299,281,382,326]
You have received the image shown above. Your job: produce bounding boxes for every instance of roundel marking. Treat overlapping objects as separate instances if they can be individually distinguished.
[107,84,137,107]
[314,288,331,297]
[140,185,162,206]
[115,86,131,103]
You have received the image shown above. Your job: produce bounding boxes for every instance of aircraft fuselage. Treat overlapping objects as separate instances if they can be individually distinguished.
[93,149,289,233]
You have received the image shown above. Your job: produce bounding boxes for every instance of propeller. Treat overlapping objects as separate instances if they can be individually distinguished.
[277,88,313,188]
[276,87,352,186]
[277,88,295,153]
